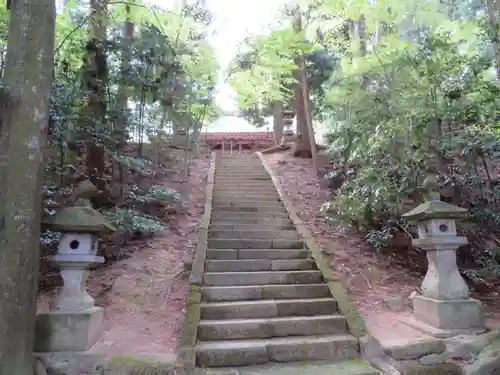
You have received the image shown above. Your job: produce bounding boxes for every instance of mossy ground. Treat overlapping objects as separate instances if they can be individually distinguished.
[102,356,175,375]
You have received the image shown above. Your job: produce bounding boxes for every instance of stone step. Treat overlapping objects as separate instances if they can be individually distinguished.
[192,154,367,370]
[214,175,271,178]
[196,334,359,367]
[216,166,266,168]
[217,160,262,162]
[215,179,271,182]
[211,202,282,207]
[200,298,337,320]
[209,224,295,231]
[198,315,348,341]
[215,176,271,179]
[194,359,381,375]
[213,188,277,194]
[214,189,278,194]
[215,167,268,170]
[215,175,270,178]
[216,170,267,172]
[214,185,273,189]
[207,238,304,250]
[215,174,270,177]
[214,184,275,190]
[214,180,272,184]
[213,193,278,198]
[213,186,274,190]
[216,161,262,164]
[213,192,278,196]
[204,259,315,272]
[206,249,310,260]
[210,217,292,226]
[202,284,331,302]
[215,168,268,170]
[212,206,287,214]
[212,201,283,207]
[211,212,290,220]
[208,230,300,240]
[212,196,281,202]
[203,270,322,286]
[216,163,266,166]
[215,178,270,181]
[214,178,271,180]
[212,205,285,212]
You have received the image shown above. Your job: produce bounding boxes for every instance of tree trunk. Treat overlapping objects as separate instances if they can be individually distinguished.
[356,16,370,88]
[82,0,108,192]
[298,58,318,172]
[291,9,312,158]
[292,77,312,157]
[0,0,56,373]
[486,0,500,80]
[115,5,134,148]
[272,100,284,145]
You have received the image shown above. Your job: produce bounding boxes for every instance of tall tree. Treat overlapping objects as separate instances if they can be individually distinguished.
[291,8,314,157]
[115,4,134,148]
[81,0,108,191]
[272,100,284,144]
[0,0,56,373]
[485,0,500,80]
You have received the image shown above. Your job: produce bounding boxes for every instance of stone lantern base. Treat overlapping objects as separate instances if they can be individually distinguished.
[404,295,485,338]
[34,306,103,352]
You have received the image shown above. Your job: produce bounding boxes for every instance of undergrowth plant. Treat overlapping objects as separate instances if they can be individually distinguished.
[228,0,500,285]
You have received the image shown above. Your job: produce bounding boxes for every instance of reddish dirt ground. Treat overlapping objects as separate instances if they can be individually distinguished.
[37,154,211,360]
[264,151,500,344]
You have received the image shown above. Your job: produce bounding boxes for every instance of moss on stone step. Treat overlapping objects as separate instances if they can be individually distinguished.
[99,356,175,375]
[195,358,379,375]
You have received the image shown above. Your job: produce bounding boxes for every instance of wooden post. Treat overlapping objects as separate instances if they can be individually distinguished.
[230,139,233,154]
[239,142,242,153]
[222,140,225,154]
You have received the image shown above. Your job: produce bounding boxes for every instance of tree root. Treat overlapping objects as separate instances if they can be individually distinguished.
[162,268,185,308]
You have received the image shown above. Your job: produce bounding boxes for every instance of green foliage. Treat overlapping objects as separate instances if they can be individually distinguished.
[313,1,500,269]
[322,27,499,230]
[229,27,309,109]
[229,0,500,283]
[105,208,165,236]
[239,105,275,128]
[127,184,181,206]
[0,0,221,257]
[114,155,153,176]
[228,6,341,125]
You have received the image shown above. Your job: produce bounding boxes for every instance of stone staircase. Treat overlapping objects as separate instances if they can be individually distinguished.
[195,153,378,374]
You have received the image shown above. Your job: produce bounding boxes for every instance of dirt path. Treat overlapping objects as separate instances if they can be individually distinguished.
[37,155,211,360]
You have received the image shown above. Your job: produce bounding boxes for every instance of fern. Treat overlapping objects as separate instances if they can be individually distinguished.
[105,208,165,236]
[126,184,181,206]
[114,155,153,176]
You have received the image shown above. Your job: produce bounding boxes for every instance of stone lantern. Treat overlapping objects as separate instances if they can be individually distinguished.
[35,180,115,352]
[282,108,296,143]
[402,175,485,337]
[172,128,188,148]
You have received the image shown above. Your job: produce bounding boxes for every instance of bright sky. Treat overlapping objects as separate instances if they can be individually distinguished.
[149,0,287,132]
[205,0,285,111]
[206,0,287,131]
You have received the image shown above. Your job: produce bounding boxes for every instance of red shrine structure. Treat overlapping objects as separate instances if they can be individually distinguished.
[203,132,274,150]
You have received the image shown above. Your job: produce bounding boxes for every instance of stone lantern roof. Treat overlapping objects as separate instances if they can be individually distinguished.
[44,180,115,233]
[402,175,467,222]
